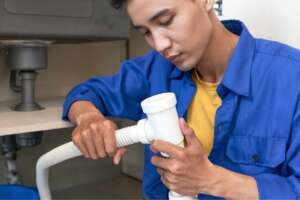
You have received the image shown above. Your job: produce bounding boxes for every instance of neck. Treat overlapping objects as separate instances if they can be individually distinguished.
[195,13,239,83]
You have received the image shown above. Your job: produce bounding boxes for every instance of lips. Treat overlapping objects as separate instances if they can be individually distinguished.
[167,53,181,63]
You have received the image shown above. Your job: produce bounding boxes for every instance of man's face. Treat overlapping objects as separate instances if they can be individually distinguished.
[127,0,213,71]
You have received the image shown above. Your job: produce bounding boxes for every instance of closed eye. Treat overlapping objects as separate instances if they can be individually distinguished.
[143,30,151,37]
[159,16,174,26]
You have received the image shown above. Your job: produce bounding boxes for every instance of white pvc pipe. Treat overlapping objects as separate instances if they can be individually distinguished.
[36,142,81,200]
[36,93,195,200]
[141,93,195,200]
[36,121,153,200]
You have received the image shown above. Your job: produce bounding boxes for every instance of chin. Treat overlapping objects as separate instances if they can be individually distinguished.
[176,65,194,72]
[176,60,195,71]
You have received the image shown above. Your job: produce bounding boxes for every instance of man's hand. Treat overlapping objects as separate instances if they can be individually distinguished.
[69,101,126,164]
[150,118,219,196]
[150,118,259,199]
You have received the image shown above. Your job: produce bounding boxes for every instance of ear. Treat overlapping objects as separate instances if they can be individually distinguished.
[205,0,215,11]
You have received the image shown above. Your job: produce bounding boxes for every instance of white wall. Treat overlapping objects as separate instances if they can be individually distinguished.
[223,0,300,48]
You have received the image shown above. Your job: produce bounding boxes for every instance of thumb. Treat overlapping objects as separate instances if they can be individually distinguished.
[179,118,198,147]
[113,148,126,165]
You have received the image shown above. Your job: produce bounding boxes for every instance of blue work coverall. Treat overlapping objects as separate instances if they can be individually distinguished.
[63,20,300,199]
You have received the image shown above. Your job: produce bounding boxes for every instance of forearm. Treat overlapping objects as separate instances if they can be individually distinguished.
[210,166,259,200]
[68,100,104,124]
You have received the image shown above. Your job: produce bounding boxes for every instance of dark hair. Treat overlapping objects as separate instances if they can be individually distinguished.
[111,0,126,9]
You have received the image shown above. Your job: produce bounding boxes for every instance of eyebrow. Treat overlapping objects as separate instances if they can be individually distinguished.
[149,9,170,22]
[133,9,171,30]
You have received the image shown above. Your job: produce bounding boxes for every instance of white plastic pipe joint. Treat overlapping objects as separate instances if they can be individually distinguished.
[36,93,195,200]
[116,92,184,147]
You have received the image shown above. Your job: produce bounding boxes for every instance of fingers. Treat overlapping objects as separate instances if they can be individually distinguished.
[157,168,198,196]
[157,168,178,184]
[73,125,99,159]
[81,128,98,159]
[179,118,198,147]
[151,155,171,170]
[151,140,184,159]
[113,148,127,165]
[150,118,199,158]
[72,118,119,160]
[157,168,190,195]
[152,155,186,176]
[93,123,106,158]
[102,120,118,157]
[72,127,89,158]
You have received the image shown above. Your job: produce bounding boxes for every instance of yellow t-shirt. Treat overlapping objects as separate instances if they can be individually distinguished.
[187,70,222,154]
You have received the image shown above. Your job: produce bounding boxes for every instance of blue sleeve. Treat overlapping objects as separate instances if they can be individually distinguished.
[62,51,155,121]
[255,95,300,199]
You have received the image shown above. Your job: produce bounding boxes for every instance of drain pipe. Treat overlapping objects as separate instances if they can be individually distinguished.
[36,93,196,200]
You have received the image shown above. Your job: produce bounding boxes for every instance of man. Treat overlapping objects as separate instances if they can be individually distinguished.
[63,0,300,199]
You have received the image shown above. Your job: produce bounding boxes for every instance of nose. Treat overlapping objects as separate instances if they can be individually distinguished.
[152,32,171,55]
